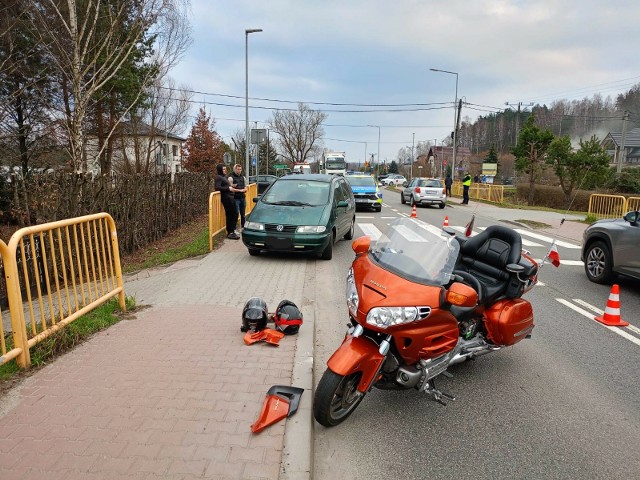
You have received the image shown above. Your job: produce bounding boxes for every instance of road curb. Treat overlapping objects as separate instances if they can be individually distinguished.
[280,304,314,479]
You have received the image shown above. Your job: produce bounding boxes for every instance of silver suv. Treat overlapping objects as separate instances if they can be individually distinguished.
[581,210,640,283]
[401,177,447,209]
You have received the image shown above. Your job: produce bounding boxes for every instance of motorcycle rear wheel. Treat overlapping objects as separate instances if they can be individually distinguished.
[313,369,365,427]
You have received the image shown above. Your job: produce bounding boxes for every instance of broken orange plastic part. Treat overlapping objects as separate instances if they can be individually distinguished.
[250,395,290,433]
[251,385,304,434]
[243,328,285,346]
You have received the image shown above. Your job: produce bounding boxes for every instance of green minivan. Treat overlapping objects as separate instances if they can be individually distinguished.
[241,174,356,260]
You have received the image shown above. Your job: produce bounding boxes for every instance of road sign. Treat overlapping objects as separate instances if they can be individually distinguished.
[273,164,287,169]
[251,129,267,144]
[223,152,231,164]
[252,158,256,166]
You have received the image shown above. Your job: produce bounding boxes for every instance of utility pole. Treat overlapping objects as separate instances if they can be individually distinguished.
[617,111,629,174]
[505,101,533,145]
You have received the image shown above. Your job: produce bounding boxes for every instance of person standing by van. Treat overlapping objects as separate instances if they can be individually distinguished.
[229,164,248,230]
[215,163,241,239]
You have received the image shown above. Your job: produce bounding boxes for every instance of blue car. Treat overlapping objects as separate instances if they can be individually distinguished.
[345,175,382,212]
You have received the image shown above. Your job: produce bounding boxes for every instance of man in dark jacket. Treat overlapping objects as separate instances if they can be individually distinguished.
[229,164,248,229]
[445,174,452,197]
[214,163,240,239]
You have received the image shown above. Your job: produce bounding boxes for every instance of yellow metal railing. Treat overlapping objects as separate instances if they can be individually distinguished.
[0,213,125,368]
[208,183,258,251]
[588,194,629,219]
[451,182,504,203]
[628,196,640,211]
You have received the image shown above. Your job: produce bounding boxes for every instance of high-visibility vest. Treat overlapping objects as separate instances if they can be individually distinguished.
[463,176,472,186]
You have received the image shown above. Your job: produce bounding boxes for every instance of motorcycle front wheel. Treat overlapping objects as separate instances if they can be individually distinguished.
[313,369,365,427]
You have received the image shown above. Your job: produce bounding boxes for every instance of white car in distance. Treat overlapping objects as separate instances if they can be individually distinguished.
[381,174,406,187]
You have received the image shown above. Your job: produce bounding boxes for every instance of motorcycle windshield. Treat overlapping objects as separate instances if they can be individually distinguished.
[369,217,459,286]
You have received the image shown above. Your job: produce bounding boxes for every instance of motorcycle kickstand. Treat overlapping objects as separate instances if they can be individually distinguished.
[424,378,456,406]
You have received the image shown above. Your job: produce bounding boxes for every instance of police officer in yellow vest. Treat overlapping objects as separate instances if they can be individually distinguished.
[462,173,472,204]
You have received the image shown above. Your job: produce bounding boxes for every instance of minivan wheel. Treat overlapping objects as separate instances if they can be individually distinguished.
[400,193,406,204]
[344,218,355,240]
[439,202,446,209]
[320,233,335,260]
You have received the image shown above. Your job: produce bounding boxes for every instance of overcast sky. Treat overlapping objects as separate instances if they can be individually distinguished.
[169,0,640,165]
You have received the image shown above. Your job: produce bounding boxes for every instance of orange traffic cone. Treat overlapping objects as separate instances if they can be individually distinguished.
[594,284,629,327]
[443,216,449,227]
[410,204,417,218]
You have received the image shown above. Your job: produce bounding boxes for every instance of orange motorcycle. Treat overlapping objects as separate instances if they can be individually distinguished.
[313,217,539,427]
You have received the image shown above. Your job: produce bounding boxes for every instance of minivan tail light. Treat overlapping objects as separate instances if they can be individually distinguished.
[442,188,446,194]
[414,187,420,193]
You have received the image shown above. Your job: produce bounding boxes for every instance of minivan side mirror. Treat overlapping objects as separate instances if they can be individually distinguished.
[402,181,408,187]
[336,200,349,208]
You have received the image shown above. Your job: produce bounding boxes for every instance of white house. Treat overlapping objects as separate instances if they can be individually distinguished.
[86,121,185,175]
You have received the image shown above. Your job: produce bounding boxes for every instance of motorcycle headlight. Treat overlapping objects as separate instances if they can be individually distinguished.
[296,225,327,234]
[245,221,264,231]
[366,307,418,329]
[346,267,359,316]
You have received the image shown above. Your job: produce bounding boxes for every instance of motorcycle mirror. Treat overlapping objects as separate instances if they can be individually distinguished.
[446,282,478,307]
[352,236,371,256]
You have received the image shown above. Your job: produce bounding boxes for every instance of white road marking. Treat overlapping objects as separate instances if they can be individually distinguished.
[473,226,543,247]
[573,299,640,337]
[534,258,583,266]
[357,223,382,241]
[514,229,580,249]
[555,298,640,347]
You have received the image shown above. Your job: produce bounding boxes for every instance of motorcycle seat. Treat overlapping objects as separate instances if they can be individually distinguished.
[455,225,522,305]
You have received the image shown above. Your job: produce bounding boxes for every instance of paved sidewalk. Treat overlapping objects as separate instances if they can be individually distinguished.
[0,238,314,480]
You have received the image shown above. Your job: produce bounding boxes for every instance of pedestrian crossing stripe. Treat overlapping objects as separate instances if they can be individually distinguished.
[513,229,580,249]
[356,223,580,253]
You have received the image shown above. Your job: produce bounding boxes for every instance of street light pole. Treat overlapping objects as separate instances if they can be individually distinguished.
[245,28,262,177]
[411,132,415,179]
[430,68,458,178]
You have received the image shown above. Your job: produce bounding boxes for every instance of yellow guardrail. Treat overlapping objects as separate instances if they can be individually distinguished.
[628,196,640,211]
[588,194,630,219]
[451,182,504,203]
[0,213,125,369]
[208,183,258,251]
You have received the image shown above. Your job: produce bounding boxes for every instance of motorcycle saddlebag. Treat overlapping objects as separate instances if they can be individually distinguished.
[484,298,534,346]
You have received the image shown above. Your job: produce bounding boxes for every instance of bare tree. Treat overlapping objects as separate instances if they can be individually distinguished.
[268,103,327,163]
[28,0,191,173]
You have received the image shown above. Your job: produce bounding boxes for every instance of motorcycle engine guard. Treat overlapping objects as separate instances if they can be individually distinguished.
[327,335,385,393]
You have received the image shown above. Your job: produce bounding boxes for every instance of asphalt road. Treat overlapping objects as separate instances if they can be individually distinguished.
[312,192,640,480]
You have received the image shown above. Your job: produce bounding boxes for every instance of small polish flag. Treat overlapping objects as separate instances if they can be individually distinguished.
[547,241,561,267]
[464,215,475,237]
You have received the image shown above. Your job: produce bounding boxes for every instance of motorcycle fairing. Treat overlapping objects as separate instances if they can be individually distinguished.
[243,328,285,346]
[327,335,385,393]
[251,385,305,433]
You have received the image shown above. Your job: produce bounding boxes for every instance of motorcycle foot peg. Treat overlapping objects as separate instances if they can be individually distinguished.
[442,371,454,379]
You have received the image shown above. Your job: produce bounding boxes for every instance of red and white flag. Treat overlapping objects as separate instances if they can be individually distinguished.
[464,215,475,237]
[547,241,561,267]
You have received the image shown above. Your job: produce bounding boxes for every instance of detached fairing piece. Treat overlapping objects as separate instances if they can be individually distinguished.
[251,385,305,433]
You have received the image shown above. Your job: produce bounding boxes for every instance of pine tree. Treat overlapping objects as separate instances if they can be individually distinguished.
[182,108,224,172]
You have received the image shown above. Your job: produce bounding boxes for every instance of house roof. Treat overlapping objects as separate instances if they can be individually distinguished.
[602,128,640,148]
[118,121,186,142]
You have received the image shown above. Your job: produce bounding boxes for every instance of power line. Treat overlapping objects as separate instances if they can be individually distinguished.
[157,85,451,108]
